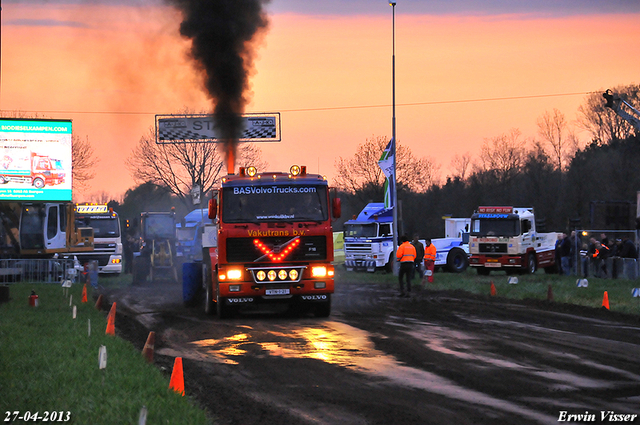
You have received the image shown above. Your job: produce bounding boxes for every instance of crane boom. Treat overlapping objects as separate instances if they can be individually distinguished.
[603,89,640,132]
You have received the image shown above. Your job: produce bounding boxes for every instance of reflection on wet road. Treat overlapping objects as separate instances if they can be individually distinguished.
[188,319,558,423]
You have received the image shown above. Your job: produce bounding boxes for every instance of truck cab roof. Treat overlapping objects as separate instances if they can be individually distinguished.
[345,203,393,224]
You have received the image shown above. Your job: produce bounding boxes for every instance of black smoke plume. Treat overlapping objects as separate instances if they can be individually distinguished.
[167,0,270,174]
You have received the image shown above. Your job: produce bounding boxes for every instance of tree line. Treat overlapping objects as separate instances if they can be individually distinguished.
[333,84,640,239]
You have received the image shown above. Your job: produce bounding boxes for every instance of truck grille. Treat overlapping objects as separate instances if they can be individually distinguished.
[344,243,372,254]
[479,243,508,254]
[226,236,327,263]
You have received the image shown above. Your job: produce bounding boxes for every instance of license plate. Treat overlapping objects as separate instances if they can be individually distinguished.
[485,263,502,268]
[266,288,290,295]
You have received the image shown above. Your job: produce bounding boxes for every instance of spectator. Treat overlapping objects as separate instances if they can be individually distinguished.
[559,233,572,275]
[568,231,577,275]
[411,234,425,279]
[619,236,638,259]
[555,234,564,275]
[592,241,610,278]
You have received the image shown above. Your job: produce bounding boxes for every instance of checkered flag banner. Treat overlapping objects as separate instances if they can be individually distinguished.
[155,113,280,143]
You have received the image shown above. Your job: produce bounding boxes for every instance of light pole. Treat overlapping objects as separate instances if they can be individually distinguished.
[389,0,398,271]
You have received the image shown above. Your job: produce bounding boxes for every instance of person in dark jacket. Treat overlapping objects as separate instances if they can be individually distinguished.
[559,233,572,275]
[411,234,425,279]
[619,236,638,259]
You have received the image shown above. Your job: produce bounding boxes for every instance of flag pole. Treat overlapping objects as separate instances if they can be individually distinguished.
[390,0,398,272]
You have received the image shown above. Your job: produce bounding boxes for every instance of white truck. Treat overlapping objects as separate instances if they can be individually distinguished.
[343,202,470,273]
[343,203,394,272]
[63,203,123,275]
[432,218,470,273]
[468,206,559,275]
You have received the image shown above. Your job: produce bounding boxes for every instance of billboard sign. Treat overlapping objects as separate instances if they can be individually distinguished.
[155,113,280,143]
[0,118,72,201]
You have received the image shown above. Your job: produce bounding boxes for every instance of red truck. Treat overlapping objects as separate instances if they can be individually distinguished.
[0,151,65,188]
[202,165,341,318]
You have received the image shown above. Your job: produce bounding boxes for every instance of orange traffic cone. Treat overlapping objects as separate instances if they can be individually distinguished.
[142,331,155,363]
[105,302,116,335]
[95,294,103,311]
[81,284,88,303]
[169,357,185,396]
[490,281,497,297]
[602,291,610,310]
[547,284,554,302]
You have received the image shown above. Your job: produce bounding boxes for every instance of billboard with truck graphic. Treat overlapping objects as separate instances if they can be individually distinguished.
[0,118,72,201]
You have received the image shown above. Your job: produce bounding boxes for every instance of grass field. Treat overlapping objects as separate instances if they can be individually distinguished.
[0,282,211,425]
[335,266,640,316]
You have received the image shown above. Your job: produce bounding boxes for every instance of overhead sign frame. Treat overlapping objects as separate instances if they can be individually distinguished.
[155,113,281,144]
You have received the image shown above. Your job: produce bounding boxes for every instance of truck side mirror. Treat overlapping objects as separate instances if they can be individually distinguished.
[332,198,341,219]
[208,198,217,220]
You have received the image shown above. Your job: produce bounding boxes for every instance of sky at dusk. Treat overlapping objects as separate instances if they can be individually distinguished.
[1,0,639,200]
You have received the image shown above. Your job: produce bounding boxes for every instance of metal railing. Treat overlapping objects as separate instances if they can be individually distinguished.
[0,258,80,284]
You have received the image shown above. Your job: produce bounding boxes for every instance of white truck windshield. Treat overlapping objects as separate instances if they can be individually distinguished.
[471,218,520,237]
[344,223,378,238]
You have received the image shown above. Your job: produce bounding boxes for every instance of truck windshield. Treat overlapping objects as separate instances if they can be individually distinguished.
[470,218,520,237]
[176,227,197,242]
[144,215,175,239]
[344,223,378,238]
[76,216,120,238]
[20,204,46,249]
[222,185,328,223]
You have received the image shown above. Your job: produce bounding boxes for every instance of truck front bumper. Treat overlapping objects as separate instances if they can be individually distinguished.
[345,259,377,272]
[99,255,123,274]
[218,280,333,305]
[469,255,523,268]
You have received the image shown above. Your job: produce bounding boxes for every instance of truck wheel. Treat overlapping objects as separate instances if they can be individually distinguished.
[204,266,215,315]
[527,253,537,274]
[446,248,468,273]
[477,267,490,276]
[33,178,45,189]
[315,295,331,317]
[384,254,393,273]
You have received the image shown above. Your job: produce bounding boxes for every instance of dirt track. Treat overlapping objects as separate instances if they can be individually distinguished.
[101,278,640,425]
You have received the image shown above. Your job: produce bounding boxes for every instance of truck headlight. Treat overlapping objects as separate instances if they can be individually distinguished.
[227,269,243,280]
[311,266,327,277]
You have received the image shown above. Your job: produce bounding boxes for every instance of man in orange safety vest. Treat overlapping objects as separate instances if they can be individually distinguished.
[423,238,437,284]
[396,235,416,297]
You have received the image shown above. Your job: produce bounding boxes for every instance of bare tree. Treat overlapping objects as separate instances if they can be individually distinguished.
[235,143,269,171]
[536,108,581,171]
[577,84,640,143]
[334,135,440,194]
[476,128,527,184]
[126,126,267,208]
[449,152,472,181]
[72,135,99,196]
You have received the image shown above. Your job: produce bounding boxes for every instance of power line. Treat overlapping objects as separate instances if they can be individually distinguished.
[2,91,595,116]
[280,91,594,112]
